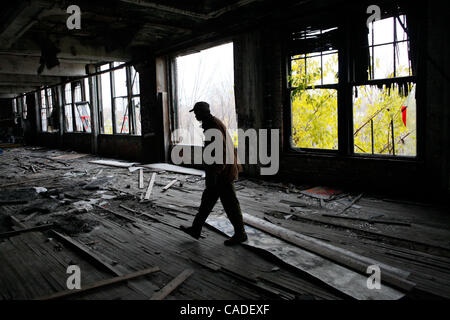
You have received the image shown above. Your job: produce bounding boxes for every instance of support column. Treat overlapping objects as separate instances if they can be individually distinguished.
[135,57,166,163]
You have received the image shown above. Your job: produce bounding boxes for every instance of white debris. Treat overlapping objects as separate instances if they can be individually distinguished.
[33,187,48,194]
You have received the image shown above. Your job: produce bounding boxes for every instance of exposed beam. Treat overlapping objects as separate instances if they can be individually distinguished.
[0,1,50,49]
[0,54,86,76]
[0,74,62,87]
[4,35,131,63]
[0,86,39,94]
[0,93,16,98]
[119,0,261,19]
[118,0,210,20]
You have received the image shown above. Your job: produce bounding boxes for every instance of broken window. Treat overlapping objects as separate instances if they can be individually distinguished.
[71,81,91,133]
[12,98,17,114]
[113,62,129,134]
[46,88,57,132]
[353,83,416,156]
[73,82,84,132]
[174,42,237,146]
[289,27,339,150]
[97,63,141,135]
[12,98,20,125]
[368,15,411,79]
[64,83,73,132]
[353,14,416,157]
[130,66,141,136]
[99,64,113,134]
[39,89,47,132]
[22,96,27,119]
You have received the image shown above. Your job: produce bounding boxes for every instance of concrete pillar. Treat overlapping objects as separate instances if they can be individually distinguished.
[135,57,166,163]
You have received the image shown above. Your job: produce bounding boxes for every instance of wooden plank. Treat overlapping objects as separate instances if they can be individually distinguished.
[50,230,122,275]
[242,213,415,292]
[93,204,136,223]
[162,179,178,192]
[37,267,160,300]
[321,213,411,226]
[0,223,55,239]
[279,199,307,207]
[142,163,205,177]
[139,169,144,189]
[340,193,364,213]
[10,216,26,228]
[50,154,88,160]
[89,160,137,168]
[119,204,161,223]
[150,269,194,300]
[144,173,157,200]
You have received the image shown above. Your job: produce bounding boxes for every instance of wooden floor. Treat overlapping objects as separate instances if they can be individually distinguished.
[0,146,449,300]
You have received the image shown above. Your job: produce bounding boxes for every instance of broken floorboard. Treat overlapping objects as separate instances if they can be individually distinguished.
[1,147,449,299]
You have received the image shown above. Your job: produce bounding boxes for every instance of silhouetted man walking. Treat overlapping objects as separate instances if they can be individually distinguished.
[180,102,248,246]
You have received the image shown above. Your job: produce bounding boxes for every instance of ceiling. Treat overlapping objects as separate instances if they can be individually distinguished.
[0,0,338,97]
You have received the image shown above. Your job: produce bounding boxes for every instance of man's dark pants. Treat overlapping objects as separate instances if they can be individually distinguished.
[192,169,246,236]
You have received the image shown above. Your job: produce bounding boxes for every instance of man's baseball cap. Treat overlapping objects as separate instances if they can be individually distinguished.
[189,101,210,113]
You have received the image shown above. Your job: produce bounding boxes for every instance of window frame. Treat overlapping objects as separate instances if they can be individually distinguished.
[351,13,417,159]
[96,63,141,136]
[169,39,237,147]
[284,11,420,161]
[38,88,48,132]
[287,47,340,153]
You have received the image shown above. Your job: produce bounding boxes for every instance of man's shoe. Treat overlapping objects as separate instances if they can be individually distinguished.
[180,225,201,240]
[224,233,248,246]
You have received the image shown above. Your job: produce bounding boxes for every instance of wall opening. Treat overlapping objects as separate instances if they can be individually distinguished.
[173,42,237,146]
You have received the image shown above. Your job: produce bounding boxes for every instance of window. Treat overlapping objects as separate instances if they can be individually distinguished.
[112,62,129,134]
[46,88,56,132]
[12,98,19,125]
[39,89,48,132]
[130,66,141,135]
[22,96,27,119]
[99,64,113,134]
[12,98,17,114]
[353,14,416,157]
[64,83,73,132]
[97,63,141,135]
[74,81,91,133]
[368,15,411,80]
[287,8,417,158]
[289,27,339,150]
[62,81,91,133]
[353,84,416,156]
[174,42,237,146]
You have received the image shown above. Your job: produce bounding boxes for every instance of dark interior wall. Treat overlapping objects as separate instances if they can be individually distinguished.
[98,134,142,161]
[423,0,450,195]
[0,99,15,141]
[34,131,143,161]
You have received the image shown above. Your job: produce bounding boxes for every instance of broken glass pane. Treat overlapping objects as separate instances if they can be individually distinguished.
[114,96,129,134]
[130,66,140,96]
[353,84,416,156]
[76,102,91,133]
[132,96,141,135]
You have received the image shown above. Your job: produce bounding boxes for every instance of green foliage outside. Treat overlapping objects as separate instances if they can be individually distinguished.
[289,54,416,156]
[290,54,339,150]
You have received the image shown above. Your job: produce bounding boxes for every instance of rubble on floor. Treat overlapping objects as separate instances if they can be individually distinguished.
[0,147,449,300]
